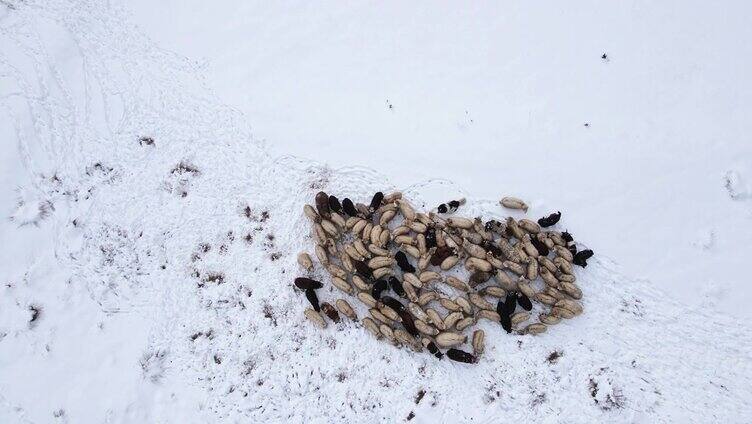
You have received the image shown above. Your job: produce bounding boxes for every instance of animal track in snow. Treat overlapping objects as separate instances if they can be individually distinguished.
[164,161,201,197]
[140,349,168,383]
[691,228,716,251]
[724,170,750,200]
[9,187,54,227]
[589,367,625,411]
[457,110,474,131]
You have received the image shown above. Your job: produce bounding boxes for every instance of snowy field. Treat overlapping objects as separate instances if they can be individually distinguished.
[128,0,752,317]
[1,1,751,422]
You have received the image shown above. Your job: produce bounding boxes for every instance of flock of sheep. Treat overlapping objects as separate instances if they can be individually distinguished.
[295,191,593,363]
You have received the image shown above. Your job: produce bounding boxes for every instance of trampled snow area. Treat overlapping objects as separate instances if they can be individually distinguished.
[0,1,751,423]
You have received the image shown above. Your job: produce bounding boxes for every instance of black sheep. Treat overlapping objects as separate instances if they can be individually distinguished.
[398,311,419,337]
[369,192,384,211]
[381,296,407,314]
[499,311,512,333]
[562,231,577,255]
[430,246,453,266]
[485,219,504,234]
[395,251,416,273]
[352,260,373,279]
[482,240,503,258]
[447,348,477,364]
[469,272,491,286]
[342,198,358,217]
[573,249,594,267]
[437,199,464,214]
[425,341,443,359]
[388,276,406,297]
[328,195,342,213]
[315,191,330,218]
[537,211,561,227]
[517,293,533,311]
[501,293,517,316]
[529,237,550,257]
[321,302,340,322]
[294,277,323,290]
[371,279,389,299]
[425,227,437,249]
[305,288,320,312]
[497,300,513,333]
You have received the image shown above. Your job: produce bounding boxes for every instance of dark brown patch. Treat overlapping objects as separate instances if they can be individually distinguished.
[171,161,200,175]
[138,136,155,146]
[531,392,547,407]
[263,304,277,326]
[415,389,426,404]
[263,234,275,250]
[189,330,211,341]
[86,162,114,175]
[589,379,598,400]
[406,411,415,421]
[547,350,563,364]
[29,305,42,326]
[199,272,225,287]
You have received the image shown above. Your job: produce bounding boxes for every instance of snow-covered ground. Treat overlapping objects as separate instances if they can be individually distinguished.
[128,0,752,318]
[1,1,751,422]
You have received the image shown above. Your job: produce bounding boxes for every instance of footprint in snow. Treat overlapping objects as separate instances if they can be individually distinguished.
[9,186,54,227]
[691,228,716,251]
[456,110,473,131]
[724,170,751,200]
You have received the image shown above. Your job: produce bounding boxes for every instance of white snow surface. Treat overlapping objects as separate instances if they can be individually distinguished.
[0,1,751,423]
[127,0,752,319]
